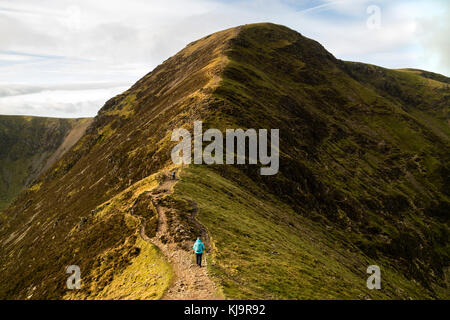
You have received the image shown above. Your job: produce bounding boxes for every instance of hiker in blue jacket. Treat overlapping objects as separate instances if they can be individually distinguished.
[193,237,205,267]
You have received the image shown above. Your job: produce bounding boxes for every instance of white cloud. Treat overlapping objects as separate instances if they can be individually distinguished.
[415,5,450,75]
[0,85,128,118]
[0,82,130,97]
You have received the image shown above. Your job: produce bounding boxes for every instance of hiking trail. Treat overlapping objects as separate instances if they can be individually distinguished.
[139,173,222,300]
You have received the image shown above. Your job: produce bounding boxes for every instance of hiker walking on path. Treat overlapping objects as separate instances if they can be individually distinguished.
[193,237,205,267]
[171,171,176,180]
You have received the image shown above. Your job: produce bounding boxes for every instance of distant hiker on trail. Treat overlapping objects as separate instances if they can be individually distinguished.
[171,171,176,180]
[193,237,205,267]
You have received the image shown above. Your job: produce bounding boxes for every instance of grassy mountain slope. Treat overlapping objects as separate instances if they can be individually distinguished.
[174,166,443,299]
[0,116,92,211]
[0,26,238,299]
[0,23,448,299]
[197,23,449,298]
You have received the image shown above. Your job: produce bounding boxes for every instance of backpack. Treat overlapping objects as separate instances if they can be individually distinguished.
[193,241,204,253]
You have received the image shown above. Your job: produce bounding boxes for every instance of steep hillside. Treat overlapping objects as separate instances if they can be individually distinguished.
[186,24,449,298]
[0,23,448,300]
[0,116,92,211]
[0,26,239,299]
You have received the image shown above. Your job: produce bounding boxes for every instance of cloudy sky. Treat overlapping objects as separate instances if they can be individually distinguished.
[0,0,448,118]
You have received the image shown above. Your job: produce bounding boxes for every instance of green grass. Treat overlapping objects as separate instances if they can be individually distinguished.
[173,165,437,299]
[65,237,172,300]
[61,172,172,300]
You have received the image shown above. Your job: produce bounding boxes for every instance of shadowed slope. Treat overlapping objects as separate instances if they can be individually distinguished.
[196,23,449,298]
[0,116,92,211]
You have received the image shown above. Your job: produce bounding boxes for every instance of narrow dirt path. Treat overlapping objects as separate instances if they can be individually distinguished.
[140,173,222,300]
